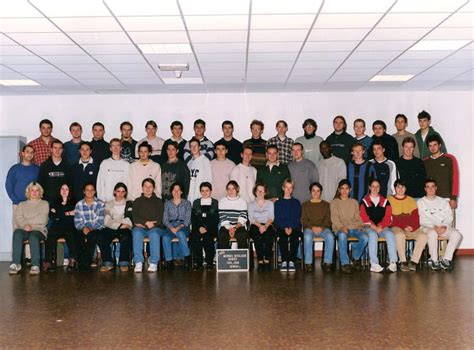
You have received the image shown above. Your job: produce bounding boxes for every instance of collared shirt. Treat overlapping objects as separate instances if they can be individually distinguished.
[28,136,57,165]
[267,135,294,164]
[74,198,105,230]
[79,157,93,170]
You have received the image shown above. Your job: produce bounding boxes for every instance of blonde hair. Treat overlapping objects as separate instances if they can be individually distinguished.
[25,182,44,200]
[282,178,294,188]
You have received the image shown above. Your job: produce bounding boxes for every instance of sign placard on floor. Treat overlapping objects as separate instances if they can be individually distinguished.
[216,249,249,272]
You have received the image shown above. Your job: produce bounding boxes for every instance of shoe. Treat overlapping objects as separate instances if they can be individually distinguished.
[400,262,410,272]
[90,262,98,268]
[120,266,129,272]
[257,263,265,272]
[42,262,51,273]
[67,260,77,271]
[147,263,158,272]
[173,259,184,266]
[305,264,313,272]
[388,263,397,273]
[351,258,362,271]
[264,262,271,271]
[440,259,453,271]
[29,266,40,275]
[428,259,440,271]
[9,263,21,275]
[370,263,384,273]
[25,258,32,266]
[63,258,69,267]
[205,263,214,271]
[100,265,113,272]
[280,261,288,272]
[166,261,174,270]
[341,264,352,274]
[322,263,332,272]
[288,262,296,272]
[193,263,203,271]
[408,261,418,271]
[134,262,143,273]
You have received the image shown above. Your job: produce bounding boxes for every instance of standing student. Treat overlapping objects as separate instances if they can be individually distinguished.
[288,143,319,204]
[119,121,137,163]
[395,137,426,199]
[267,120,294,164]
[28,119,57,166]
[301,182,334,272]
[353,118,372,159]
[161,121,187,163]
[127,141,162,200]
[63,122,83,165]
[243,119,267,169]
[183,119,215,164]
[295,118,324,167]
[135,120,165,164]
[330,180,368,274]
[9,182,49,276]
[368,140,397,198]
[325,115,355,164]
[190,182,219,270]
[187,138,213,203]
[256,145,291,201]
[96,138,130,202]
[392,114,419,158]
[210,141,235,200]
[230,146,257,203]
[418,179,462,271]
[360,179,398,273]
[248,183,275,271]
[424,134,459,209]
[74,183,106,271]
[71,141,99,201]
[274,179,301,272]
[347,142,373,203]
[131,178,165,273]
[161,141,190,201]
[317,141,346,203]
[90,122,111,166]
[217,181,248,249]
[367,120,399,161]
[415,110,447,159]
[216,120,242,165]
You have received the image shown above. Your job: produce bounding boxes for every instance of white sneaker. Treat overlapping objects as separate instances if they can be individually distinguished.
[29,266,40,275]
[147,263,158,273]
[280,261,288,272]
[9,263,21,275]
[370,263,384,273]
[388,263,397,273]
[63,258,69,267]
[134,262,143,273]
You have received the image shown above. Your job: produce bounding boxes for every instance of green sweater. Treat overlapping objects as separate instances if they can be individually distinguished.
[256,162,291,199]
[415,126,447,159]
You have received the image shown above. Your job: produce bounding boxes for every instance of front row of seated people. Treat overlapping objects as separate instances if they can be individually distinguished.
[9,176,462,275]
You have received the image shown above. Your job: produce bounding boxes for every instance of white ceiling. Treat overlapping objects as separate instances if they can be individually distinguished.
[0,0,472,95]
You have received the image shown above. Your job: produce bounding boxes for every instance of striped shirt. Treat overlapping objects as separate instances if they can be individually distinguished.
[163,199,192,230]
[218,196,248,229]
[74,198,105,230]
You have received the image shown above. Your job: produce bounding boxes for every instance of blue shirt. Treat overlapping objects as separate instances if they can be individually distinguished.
[5,163,39,205]
[64,140,81,165]
[74,198,105,230]
[163,199,192,230]
[274,197,301,230]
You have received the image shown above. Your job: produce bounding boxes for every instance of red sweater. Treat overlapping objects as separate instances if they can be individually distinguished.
[359,194,392,228]
[387,195,420,230]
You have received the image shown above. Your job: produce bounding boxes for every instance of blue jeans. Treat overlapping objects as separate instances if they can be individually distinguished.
[12,229,45,267]
[303,228,335,264]
[132,227,163,265]
[336,229,368,265]
[367,228,398,264]
[162,227,190,262]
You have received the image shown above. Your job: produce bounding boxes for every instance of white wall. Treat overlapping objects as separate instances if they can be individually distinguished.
[0,91,472,252]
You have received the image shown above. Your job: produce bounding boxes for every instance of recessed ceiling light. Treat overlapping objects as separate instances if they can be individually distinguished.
[138,43,192,54]
[162,77,203,84]
[0,79,40,86]
[409,40,470,51]
[370,75,414,82]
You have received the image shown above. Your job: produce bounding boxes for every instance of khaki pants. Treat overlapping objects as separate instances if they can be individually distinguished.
[392,227,427,263]
[422,226,462,262]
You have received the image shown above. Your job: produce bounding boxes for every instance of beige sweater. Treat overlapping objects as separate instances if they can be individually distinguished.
[14,199,49,236]
[330,198,363,232]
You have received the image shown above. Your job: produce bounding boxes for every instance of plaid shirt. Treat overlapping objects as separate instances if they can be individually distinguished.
[28,136,57,165]
[74,198,105,230]
[267,135,294,164]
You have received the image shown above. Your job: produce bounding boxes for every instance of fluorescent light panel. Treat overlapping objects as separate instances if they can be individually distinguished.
[0,79,40,86]
[370,75,414,82]
[409,40,471,51]
[138,43,192,54]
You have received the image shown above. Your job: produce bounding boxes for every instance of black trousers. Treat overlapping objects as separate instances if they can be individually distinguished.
[277,228,300,263]
[249,224,275,261]
[189,229,216,265]
[75,229,102,269]
[44,227,77,263]
[218,227,248,249]
[96,227,132,265]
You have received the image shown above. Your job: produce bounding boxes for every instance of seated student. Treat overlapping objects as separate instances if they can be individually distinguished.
[190,182,219,270]
[131,178,164,273]
[248,183,275,271]
[74,183,106,271]
[388,180,427,272]
[43,183,77,272]
[9,182,49,276]
[162,182,192,270]
[97,182,133,272]
[360,179,398,273]
[302,182,335,272]
[418,179,463,271]
[275,179,301,272]
[330,179,368,274]
[218,181,248,249]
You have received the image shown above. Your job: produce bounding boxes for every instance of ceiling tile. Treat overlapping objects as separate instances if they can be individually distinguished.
[4,64,59,73]
[112,71,156,79]
[0,0,43,17]
[309,28,370,41]
[356,40,415,51]
[51,17,122,32]
[350,50,404,60]
[0,34,17,46]
[252,15,315,29]
[0,18,59,33]
[68,32,131,44]
[190,30,247,43]
[0,45,32,55]
[42,55,97,64]
[118,16,185,31]
[341,59,390,69]
[197,53,246,62]
[0,55,46,64]
[247,61,294,69]
[184,15,248,30]
[129,31,189,44]
[26,45,84,55]
[102,63,153,72]
[424,27,474,40]
[94,54,147,64]
[35,79,83,86]
[377,13,450,27]
[69,71,116,79]
[8,33,73,45]
[202,70,245,78]
[398,50,454,60]
[390,0,467,13]
[81,44,139,55]
[294,60,341,69]
[105,0,180,16]
[23,71,70,79]
[249,42,302,52]
[248,52,298,61]
[145,53,196,64]
[304,41,359,51]
[314,13,383,29]
[193,43,246,53]
[252,0,322,14]
[321,0,394,14]
[55,64,107,72]
[379,67,425,75]
[366,28,431,41]
[388,59,441,68]
[179,0,249,15]
[298,51,349,60]
[30,0,110,17]
[251,30,307,42]
[200,62,246,70]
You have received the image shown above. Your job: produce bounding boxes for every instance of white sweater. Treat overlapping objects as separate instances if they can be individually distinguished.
[96,157,130,201]
[230,163,257,203]
[135,136,165,158]
[104,199,133,230]
[317,156,347,202]
[188,155,212,203]
[418,196,453,228]
[128,160,162,200]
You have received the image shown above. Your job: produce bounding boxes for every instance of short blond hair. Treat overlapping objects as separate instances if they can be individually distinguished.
[25,182,44,200]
